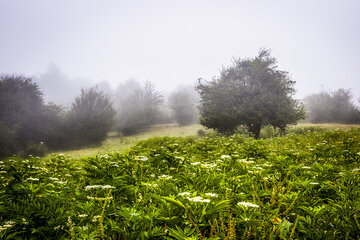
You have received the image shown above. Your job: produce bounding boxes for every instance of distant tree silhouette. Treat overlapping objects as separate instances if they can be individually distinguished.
[304,89,360,123]
[169,88,198,125]
[117,81,163,135]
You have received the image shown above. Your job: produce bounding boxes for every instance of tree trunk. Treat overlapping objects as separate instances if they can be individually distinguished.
[248,123,262,139]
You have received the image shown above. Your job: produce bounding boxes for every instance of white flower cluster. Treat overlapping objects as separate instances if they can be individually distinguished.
[301,166,311,169]
[201,163,217,169]
[237,201,259,208]
[144,183,158,187]
[238,159,255,164]
[187,196,210,203]
[220,155,231,159]
[135,156,148,161]
[49,177,59,181]
[24,177,39,181]
[158,175,173,180]
[178,192,191,197]
[205,193,218,198]
[92,215,102,222]
[190,162,201,166]
[85,185,116,191]
[0,221,15,232]
[309,182,319,185]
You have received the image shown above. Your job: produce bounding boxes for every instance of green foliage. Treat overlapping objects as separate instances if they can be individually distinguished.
[67,87,116,147]
[1,129,360,239]
[0,75,48,158]
[196,49,305,138]
[117,81,163,135]
[304,88,360,124]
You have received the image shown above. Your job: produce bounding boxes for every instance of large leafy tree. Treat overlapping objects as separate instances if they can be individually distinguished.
[196,49,305,138]
[0,75,48,157]
[67,87,116,146]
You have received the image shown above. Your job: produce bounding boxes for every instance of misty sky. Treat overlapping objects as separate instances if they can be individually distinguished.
[1,0,359,101]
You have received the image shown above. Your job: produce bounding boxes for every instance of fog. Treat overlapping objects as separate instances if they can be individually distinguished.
[1,0,360,103]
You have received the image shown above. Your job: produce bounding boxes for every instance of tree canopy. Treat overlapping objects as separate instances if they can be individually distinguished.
[0,75,47,157]
[67,87,116,146]
[196,49,305,138]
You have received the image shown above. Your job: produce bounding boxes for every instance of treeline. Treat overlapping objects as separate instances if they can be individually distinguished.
[0,75,199,159]
[304,88,360,124]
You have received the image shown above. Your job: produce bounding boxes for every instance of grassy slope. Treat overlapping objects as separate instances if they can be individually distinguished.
[50,123,360,158]
[51,124,206,158]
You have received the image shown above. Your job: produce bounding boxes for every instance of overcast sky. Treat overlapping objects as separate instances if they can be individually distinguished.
[1,0,359,101]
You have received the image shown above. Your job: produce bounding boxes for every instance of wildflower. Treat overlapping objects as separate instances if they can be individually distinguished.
[205,193,218,198]
[92,215,102,222]
[135,156,148,161]
[25,177,39,181]
[144,183,158,187]
[201,163,217,169]
[58,154,65,156]
[237,202,259,208]
[78,214,88,218]
[0,171,6,174]
[352,168,360,172]
[85,185,116,191]
[301,166,311,169]
[187,196,210,203]
[238,159,254,164]
[158,175,173,180]
[221,155,231,159]
[49,177,59,181]
[309,182,319,185]
[55,181,66,184]
[178,192,191,197]
[190,162,201,166]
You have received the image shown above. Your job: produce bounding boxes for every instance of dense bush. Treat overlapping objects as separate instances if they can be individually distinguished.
[66,87,116,147]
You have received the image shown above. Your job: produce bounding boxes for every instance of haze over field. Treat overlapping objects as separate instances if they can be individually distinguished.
[0,0,359,105]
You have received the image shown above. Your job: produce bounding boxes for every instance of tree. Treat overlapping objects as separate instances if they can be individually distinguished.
[117,81,163,135]
[196,49,305,138]
[169,87,199,125]
[67,87,116,146]
[304,89,360,123]
[0,75,47,158]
